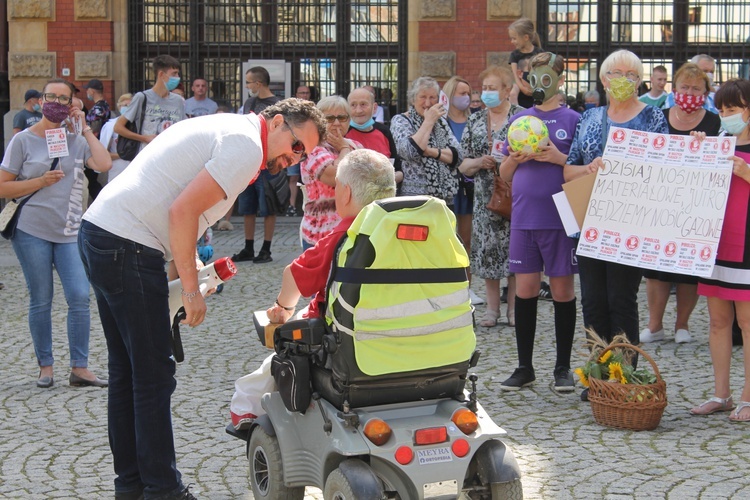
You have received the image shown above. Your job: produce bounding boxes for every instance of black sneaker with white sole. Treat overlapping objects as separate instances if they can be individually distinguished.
[553,366,575,393]
[500,367,536,391]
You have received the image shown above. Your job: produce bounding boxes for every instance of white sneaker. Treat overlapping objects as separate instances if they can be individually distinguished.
[675,328,692,344]
[469,289,485,305]
[640,328,665,343]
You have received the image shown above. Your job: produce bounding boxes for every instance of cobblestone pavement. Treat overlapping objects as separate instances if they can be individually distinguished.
[1,216,749,499]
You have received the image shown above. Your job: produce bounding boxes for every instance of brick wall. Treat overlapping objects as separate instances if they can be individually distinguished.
[47,0,116,107]
[419,0,515,90]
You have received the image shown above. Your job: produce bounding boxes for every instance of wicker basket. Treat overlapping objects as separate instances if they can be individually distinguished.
[588,343,667,431]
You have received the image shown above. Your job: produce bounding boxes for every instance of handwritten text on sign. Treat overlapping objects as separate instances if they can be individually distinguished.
[576,127,735,277]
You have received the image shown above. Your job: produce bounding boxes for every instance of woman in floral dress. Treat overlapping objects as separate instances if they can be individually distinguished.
[459,66,522,327]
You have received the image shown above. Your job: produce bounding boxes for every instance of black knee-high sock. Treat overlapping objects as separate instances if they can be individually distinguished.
[515,296,538,370]
[245,239,254,252]
[554,298,577,370]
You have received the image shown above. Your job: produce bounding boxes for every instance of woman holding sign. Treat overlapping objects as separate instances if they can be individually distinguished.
[692,79,750,421]
[0,79,111,388]
[564,50,669,400]
[641,63,721,345]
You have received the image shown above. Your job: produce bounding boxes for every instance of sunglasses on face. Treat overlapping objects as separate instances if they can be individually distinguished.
[283,118,307,162]
[325,114,350,124]
[42,93,72,105]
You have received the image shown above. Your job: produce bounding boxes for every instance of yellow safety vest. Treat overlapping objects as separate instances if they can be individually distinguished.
[326,196,476,376]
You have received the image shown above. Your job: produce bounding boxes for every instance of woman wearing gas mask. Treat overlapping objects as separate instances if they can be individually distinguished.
[497,53,582,392]
[564,50,669,400]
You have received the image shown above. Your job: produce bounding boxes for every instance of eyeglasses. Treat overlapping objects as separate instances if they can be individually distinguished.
[42,93,72,105]
[283,118,307,162]
[606,70,640,81]
[324,114,350,124]
[245,80,258,86]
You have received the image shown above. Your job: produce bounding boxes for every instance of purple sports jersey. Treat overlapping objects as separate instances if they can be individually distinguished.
[502,106,581,229]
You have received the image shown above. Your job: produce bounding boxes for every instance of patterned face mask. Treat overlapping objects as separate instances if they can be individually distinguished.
[674,92,705,114]
[606,76,637,102]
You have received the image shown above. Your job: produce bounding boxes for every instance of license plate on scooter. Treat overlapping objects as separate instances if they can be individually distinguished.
[423,479,458,498]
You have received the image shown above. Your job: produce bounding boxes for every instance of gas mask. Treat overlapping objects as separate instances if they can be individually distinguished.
[529,53,561,105]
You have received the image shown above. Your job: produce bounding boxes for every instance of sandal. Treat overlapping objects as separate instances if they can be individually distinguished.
[729,401,750,422]
[479,310,499,327]
[690,396,734,415]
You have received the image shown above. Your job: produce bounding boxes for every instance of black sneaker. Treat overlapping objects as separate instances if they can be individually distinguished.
[500,367,535,391]
[539,281,552,300]
[285,205,297,217]
[176,485,197,500]
[580,388,590,402]
[253,249,273,263]
[553,367,575,393]
[500,286,508,304]
[231,248,254,262]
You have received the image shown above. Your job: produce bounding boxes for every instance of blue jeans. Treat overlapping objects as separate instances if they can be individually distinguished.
[11,229,90,368]
[78,221,184,499]
[577,255,642,345]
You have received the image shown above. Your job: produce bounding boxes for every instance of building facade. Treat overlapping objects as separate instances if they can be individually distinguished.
[4,0,750,145]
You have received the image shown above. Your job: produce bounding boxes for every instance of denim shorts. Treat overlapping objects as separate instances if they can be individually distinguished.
[237,170,270,217]
[286,163,301,176]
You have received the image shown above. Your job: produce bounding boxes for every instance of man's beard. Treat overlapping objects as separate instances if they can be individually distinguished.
[265,155,293,175]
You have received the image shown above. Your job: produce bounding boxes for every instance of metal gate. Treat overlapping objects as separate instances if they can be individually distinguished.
[127,0,407,113]
[539,0,750,101]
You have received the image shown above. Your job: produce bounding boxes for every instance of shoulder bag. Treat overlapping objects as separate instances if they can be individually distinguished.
[485,113,512,219]
[116,92,148,161]
[1,157,60,239]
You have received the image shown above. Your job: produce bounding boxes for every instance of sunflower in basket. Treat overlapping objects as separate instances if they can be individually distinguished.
[574,331,657,388]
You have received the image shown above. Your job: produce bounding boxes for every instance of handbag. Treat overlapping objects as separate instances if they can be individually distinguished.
[486,173,512,219]
[483,113,512,219]
[1,157,60,240]
[116,92,148,161]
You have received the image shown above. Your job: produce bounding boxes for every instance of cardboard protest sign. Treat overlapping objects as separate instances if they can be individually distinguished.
[576,127,735,277]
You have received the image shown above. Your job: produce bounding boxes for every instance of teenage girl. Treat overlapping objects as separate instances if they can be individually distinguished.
[508,18,544,109]
[691,79,750,422]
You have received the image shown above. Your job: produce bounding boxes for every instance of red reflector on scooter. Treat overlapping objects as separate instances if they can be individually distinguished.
[414,427,448,445]
[395,446,413,465]
[452,438,470,458]
[396,224,429,241]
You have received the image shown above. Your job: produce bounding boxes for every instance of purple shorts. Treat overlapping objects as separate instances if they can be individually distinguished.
[509,228,578,276]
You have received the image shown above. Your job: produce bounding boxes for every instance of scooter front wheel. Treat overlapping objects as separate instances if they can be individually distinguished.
[247,426,305,499]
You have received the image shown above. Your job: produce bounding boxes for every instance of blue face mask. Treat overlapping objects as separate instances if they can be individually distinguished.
[119,105,129,116]
[481,90,501,108]
[584,103,597,110]
[349,117,375,131]
[720,111,749,135]
[166,76,181,91]
[33,104,41,112]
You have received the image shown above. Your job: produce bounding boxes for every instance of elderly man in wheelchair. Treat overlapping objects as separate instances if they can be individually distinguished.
[230,146,478,426]
[228,149,523,500]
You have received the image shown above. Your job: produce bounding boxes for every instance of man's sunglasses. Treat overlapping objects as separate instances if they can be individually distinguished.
[324,114,350,124]
[283,118,307,162]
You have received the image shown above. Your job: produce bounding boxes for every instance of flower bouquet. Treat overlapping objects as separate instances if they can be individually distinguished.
[577,332,667,431]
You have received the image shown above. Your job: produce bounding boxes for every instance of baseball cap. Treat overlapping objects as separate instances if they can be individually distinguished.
[24,89,41,102]
[83,79,104,91]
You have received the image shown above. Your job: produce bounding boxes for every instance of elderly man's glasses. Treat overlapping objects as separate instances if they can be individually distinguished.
[606,71,640,81]
[325,114,350,124]
[42,93,72,105]
[283,118,307,162]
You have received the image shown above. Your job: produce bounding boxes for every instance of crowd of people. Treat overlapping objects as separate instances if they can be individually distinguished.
[4,17,750,497]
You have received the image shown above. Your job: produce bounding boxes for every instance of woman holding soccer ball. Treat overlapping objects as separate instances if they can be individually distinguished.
[497,52,582,393]
[564,49,669,400]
